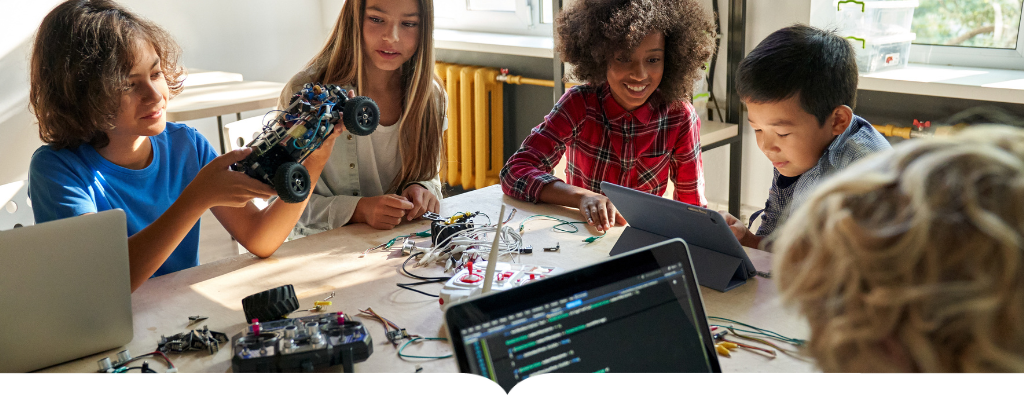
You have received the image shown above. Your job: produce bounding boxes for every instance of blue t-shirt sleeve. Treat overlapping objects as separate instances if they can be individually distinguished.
[28,147,98,224]
[188,126,219,167]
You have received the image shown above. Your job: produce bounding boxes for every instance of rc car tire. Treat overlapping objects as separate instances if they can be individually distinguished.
[242,285,300,323]
[273,162,310,203]
[343,96,380,136]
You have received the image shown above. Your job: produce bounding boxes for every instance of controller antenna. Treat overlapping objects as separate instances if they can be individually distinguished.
[481,204,506,294]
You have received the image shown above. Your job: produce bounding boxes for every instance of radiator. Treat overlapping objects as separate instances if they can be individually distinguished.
[435,62,504,190]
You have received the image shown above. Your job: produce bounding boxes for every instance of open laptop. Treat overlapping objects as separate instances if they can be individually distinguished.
[602,182,756,292]
[0,209,133,372]
[445,239,720,392]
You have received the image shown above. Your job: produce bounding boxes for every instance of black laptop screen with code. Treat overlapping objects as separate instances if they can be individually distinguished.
[445,240,720,391]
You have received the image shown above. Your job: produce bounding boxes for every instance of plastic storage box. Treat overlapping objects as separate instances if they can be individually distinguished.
[847,32,916,73]
[836,0,919,37]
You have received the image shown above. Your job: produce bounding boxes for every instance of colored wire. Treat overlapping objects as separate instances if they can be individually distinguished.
[118,366,157,373]
[397,252,450,298]
[707,316,806,346]
[502,207,517,224]
[475,212,493,225]
[719,337,776,358]
[519,214,606,243]
[725,327,810,362]
[357,308,399,332]
[518,215,587,234]
[121,351,175,371]
[398,337,453,360]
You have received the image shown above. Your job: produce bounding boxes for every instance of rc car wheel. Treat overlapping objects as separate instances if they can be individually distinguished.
[273,162,310,203]
[343,96,380,136]
[241,284,300,323]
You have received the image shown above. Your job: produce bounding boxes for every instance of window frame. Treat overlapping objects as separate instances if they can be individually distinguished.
[434,0,553,37]
[909,3,1024,70]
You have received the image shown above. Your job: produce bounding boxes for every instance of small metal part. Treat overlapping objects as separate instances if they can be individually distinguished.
[307,322,324,344]
[712,328,729,340]
[187,315,208,326]
[518,246,533,254]
[755,270,771,278]
[402,237,417,256]
[116,349,130,364]
[284,325,298,339]
[97,357,113,372]
[543,242,560,252]
[422,211,442,221]
[415,366,423,373]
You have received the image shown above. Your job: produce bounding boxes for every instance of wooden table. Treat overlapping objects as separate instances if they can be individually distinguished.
[167,80,285,154]
[41,185,814,373]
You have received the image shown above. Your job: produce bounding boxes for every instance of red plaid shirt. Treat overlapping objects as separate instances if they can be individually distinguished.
[500,84,706,206]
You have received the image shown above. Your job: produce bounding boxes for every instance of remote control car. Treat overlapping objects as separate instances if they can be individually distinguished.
[233,83,380,203]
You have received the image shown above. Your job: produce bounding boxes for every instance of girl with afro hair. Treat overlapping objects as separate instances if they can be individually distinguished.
[500,0,716,231]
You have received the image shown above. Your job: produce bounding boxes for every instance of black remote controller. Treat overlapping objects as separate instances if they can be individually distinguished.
[230,312,373,373]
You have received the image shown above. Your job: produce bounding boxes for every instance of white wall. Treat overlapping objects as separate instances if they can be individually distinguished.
[700,0,812,216]
[0,1,62,186]
[0,0,338,186]
[1,0,816,216]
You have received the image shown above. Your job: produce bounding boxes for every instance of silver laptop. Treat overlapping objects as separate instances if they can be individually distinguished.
[0,209,133,372]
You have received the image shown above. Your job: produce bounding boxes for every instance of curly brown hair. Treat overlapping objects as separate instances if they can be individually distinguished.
[556,0,716,103]
[30,0,186,150]
[775,125,1024,373]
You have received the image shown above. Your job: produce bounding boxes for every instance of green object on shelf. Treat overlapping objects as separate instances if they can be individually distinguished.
[837,0,865,12]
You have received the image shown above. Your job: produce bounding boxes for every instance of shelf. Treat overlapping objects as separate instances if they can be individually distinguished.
[859,63,1024,104]
[700,121,739,148]
[434,29,554,59]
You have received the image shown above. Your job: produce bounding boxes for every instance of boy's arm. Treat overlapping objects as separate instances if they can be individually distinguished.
[29,149,249,292]
[211,131,339,257]
[669,111,708,207]
[125,148,278,291]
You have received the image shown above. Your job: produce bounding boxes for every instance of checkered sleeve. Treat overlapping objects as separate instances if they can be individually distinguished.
[669,104,707,207]
[500,88,585,203]
[756,169,793,238]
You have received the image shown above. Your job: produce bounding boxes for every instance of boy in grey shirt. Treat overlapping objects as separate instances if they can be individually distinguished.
[724,24,891,249]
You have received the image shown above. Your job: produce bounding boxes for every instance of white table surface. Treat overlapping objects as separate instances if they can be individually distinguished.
[167,81,285,122]
[39,185,813,373]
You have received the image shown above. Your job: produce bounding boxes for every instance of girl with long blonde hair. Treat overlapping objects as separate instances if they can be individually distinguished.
[280,0,446,233]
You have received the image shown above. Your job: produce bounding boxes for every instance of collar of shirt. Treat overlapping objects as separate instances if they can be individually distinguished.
[599,83,656,125]
[805,114,868,177]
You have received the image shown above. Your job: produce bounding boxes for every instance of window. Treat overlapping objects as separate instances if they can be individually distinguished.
[435,0,553,36]
[909,0,1024,70]
[540,0,554,24]
[468,0,516,12]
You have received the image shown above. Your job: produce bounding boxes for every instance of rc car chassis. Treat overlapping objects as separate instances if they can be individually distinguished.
[233,83,380,202]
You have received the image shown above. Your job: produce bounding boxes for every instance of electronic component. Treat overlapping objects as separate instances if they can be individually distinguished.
[156,325,229,355]
[385,328,411,345]
[402,237,417,256]
[97,349,177,373]
[232,83,379,203]
[438,262,560,310]
[230,312,372,373]
[543,243,560,252]
[431,219,474,247]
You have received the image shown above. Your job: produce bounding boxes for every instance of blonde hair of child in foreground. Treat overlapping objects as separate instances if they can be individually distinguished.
[774,125,1024,372]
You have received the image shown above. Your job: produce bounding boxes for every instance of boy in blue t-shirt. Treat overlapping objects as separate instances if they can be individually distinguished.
[723,24,891,250]
[27,0,338,291]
